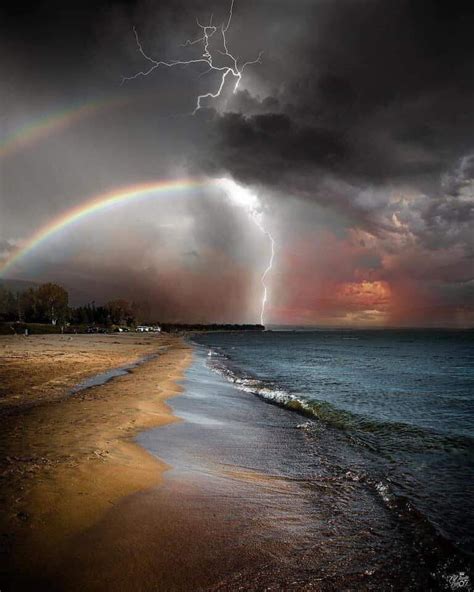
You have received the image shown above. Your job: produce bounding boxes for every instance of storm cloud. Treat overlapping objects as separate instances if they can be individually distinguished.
[1,0,473,325]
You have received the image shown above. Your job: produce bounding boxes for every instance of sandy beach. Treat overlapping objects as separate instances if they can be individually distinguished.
[0,333,175,412]
[0,333,192,590]
[1,333,470,591]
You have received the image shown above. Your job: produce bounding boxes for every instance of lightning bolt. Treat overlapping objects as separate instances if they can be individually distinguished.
[252,216,275,327]
[122,5,271,325]
[217,178,274,327]
[122,0,263,114]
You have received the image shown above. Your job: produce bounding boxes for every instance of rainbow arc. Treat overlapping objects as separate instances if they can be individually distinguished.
[0,178,210,276]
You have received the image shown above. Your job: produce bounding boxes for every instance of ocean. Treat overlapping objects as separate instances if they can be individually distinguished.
[188,329,474,588]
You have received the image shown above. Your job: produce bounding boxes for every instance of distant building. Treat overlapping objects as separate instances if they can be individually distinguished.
[136,325,161,333]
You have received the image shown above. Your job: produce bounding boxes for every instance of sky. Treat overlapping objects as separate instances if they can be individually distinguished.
[1,0,473,326]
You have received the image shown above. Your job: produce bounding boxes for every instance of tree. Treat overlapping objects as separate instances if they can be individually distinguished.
[36,283,69,325]
[19,288,38,322]
[106,299,134,326]
[0,287,20,322]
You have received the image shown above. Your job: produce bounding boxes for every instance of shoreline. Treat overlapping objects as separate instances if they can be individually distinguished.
[2,333,471,590]
[63,343,456,591]
[0,333,192,589]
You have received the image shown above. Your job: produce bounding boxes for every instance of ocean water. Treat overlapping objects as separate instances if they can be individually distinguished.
[193,329,474,563]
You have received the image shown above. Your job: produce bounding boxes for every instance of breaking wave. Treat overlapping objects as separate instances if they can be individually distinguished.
[204,345,474,456]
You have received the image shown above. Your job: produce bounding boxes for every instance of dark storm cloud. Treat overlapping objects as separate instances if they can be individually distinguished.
[203,112,347,182]
[203,0,474,194]
[3,0,473,190]
[4,0,472,198]
[185,0,474,291]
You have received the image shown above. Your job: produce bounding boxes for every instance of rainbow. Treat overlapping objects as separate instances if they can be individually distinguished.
[0,97,129,160]
[0,178,212,277]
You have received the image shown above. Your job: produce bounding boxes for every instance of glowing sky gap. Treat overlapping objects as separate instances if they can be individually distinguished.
[0,97,129,160]
[216,178,274,325]
[0,178,274,325]
[122,0,262,114]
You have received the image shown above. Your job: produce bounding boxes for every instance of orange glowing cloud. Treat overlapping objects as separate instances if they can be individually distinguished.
[335,280,391,310]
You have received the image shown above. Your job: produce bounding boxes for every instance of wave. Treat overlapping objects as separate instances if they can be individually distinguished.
[204,346,474,456]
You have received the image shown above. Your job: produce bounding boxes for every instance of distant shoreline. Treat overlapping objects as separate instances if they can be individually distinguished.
[0,321,266,336]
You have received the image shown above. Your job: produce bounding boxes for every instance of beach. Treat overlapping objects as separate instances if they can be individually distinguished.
[0,331,472,591]
[0,335,393,591]
[0,333,192,590]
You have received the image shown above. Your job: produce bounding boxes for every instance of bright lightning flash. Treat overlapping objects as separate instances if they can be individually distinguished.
[122,0,263,114]
[217,178,274,326]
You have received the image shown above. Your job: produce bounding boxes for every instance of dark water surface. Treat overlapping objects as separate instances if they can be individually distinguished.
[194,330,474,554]
[138,333,474,591]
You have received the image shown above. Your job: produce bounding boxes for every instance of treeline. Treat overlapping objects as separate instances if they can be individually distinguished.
[0,282,266,331]
[0,283,145,327]
[0,283,68,325]
[71,300,139,326]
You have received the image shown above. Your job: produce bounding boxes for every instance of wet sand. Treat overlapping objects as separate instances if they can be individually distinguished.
[0,333,192,590]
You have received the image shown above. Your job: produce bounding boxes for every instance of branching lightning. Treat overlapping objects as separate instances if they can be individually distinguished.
[122,4,272,325]
[122,0,263,114]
